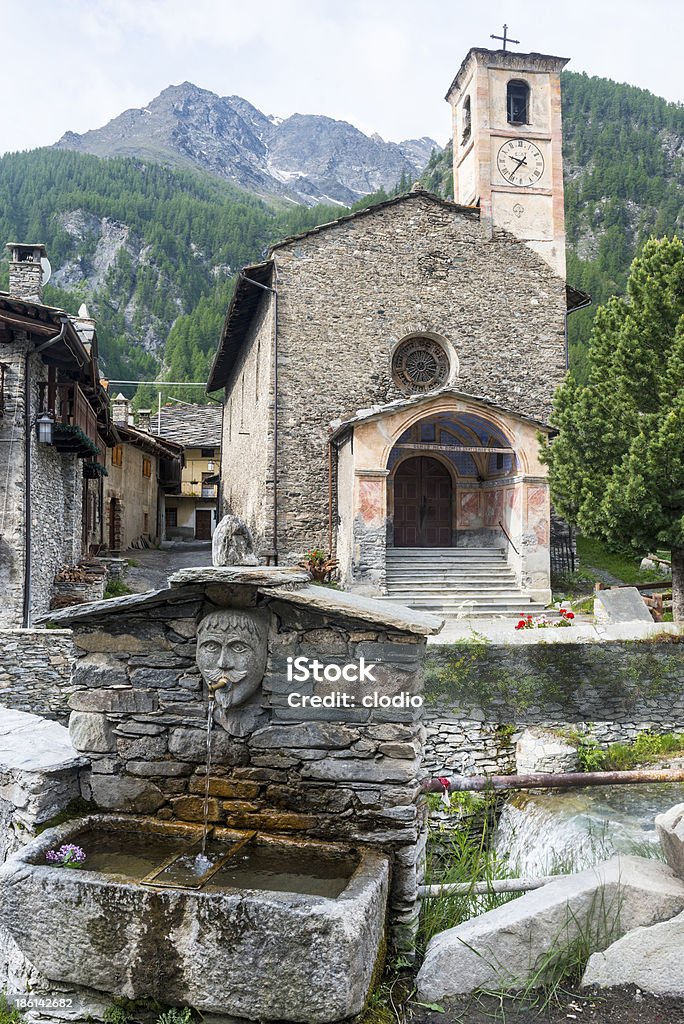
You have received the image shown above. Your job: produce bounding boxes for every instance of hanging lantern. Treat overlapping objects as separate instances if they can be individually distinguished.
[207,460,215,472]
[35,411,55,444]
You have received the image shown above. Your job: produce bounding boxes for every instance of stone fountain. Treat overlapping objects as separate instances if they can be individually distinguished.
[0,532,441,1022]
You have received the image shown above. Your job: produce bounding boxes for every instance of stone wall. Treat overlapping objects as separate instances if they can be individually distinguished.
[423,639,684,776]
[105,443,161,548]
[220,294,275,558]
[272,194,565,561]
[0,332,85,627]
[50,570,438,949]
[0,629,75,722]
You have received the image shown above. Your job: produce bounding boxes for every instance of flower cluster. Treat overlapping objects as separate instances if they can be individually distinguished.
[514,609,575,630]
[45,844,86,868]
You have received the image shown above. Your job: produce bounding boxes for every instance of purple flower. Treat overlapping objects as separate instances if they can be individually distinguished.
[45,844,86,868]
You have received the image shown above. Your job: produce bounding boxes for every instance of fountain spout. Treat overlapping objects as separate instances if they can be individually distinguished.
[207,677,228,694]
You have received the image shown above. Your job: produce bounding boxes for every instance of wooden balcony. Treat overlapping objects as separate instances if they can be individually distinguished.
[49,384,101,458]
[180,481,218,499]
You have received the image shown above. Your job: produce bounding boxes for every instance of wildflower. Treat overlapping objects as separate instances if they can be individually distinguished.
[45,843,86,868]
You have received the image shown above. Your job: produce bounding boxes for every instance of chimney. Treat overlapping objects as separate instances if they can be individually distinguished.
[6,243,47,303]
[137,409,151,432]
[111,393,131,425]
[72,302,96,350]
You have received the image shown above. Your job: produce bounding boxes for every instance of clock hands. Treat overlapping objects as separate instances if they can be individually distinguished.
[510,154,528,171]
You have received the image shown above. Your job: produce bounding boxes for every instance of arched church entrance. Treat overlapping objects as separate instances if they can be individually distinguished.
[393,456,452,548]
[387,411,520,551]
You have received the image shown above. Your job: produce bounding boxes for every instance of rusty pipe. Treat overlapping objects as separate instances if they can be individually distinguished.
[422,768,684,793]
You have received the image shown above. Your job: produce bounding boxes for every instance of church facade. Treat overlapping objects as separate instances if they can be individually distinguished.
[208,47,587,608]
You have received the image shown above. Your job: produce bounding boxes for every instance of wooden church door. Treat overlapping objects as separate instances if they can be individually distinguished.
[393,456,452,547]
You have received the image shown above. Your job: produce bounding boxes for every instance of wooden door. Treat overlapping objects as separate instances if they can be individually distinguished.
[393,457,452,547]
[195,509,213,540]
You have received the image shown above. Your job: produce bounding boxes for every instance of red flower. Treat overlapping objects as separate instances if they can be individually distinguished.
[565,611,575,619]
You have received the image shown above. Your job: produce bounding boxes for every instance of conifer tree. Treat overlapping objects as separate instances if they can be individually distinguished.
[543,236,684,620]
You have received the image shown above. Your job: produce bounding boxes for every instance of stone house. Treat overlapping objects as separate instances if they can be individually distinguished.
[104,395,183,551]
[0,244,116,626]
[156,403,222,540]
[208,47,589,612]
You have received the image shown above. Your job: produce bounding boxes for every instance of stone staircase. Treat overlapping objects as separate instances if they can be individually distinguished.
[382,547,547,619]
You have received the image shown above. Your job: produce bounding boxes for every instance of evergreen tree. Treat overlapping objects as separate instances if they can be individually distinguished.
[543,237,684,619]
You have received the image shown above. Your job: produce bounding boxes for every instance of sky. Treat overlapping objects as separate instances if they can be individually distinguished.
[1,0,683,156]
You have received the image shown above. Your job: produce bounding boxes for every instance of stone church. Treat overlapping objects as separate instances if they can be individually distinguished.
[208,46,588,613]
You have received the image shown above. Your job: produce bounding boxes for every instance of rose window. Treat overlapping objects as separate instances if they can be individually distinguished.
[392,337,450,393]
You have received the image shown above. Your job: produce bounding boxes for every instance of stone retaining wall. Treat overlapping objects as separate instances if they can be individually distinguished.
[424,639,684,776]
[0,630,75,722]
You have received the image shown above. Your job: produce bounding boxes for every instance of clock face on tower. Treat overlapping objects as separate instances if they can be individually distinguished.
[496,139,545,187]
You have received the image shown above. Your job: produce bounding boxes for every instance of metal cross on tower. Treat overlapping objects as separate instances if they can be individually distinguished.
[490,24,520,51]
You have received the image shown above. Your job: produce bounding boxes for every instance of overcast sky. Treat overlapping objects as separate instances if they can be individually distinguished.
[2,0,683,156]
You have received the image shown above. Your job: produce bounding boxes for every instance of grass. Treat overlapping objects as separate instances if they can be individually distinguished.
[571,728,684,771]
[0,996,22,1024]
[576,536,669,585]
[104,578,134,599]
[418,792,515,950]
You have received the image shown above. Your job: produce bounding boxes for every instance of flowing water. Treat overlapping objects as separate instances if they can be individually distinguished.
[494,782,684,876]
[196,695,216,871]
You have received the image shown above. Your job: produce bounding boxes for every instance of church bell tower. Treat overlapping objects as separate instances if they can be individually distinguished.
[446,45,569,278]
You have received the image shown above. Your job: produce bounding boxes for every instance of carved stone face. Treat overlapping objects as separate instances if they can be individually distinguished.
[196,608,268,711]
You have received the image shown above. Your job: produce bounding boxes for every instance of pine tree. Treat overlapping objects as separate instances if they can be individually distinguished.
[543,236,684,619]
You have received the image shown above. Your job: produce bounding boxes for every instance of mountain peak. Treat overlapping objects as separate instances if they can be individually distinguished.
[54,85,440,207]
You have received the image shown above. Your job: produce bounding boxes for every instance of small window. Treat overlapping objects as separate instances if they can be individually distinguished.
[143,512,149,534]
[507,80,529,124]
[111,445,123,467]
[201,447,215,458]
[167,507,178,528]
[461,95,472,144]
[142,457,152,478]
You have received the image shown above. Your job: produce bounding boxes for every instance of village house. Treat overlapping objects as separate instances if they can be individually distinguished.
[0,244,116,626]
[104,395,183,551]
[156,403,222,540]
[208,47,589,615]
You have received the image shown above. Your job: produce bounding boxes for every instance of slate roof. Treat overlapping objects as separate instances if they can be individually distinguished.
[155,404,223,448]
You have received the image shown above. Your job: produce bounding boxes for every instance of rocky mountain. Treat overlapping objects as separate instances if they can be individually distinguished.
[55,83,438,207]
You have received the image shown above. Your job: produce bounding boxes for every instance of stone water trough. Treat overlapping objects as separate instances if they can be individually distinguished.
[0,814,388,1022]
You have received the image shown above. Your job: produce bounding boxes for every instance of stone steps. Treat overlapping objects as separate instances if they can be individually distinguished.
[384,546,543,619]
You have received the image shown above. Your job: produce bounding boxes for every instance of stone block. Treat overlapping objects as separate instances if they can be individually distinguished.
[594,587,653,624]
[222,808,316,831]
[516,727,579,774]
[88,774,165,813]
[416,855,684,1002]
[71,655,127,689]
[582,908,684,994]
[656,803,684,879]
[126,761,193,778]
[249,722,355,750]
[129,668,182,689]
[68,712,115,753]
[301,757,421,784]
[189,777,261,799]
[68,688,158,714]
[117,735,168,761]
[72,630,154,654]
[171,796,221,822]
[168,728,250,766]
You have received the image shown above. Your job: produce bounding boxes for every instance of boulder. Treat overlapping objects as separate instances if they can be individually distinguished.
[516,727,579,774]
[583,908,684,994]
[416,855,684,1002]
[656,802,684,879]
[212,513,259,566]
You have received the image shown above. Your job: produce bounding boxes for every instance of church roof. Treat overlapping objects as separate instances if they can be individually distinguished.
[329,387,553,441]
[445,48,570,102]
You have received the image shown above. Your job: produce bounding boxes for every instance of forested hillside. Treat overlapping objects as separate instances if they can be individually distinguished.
[0,150,340,390]
[0,70,682,396]
[419,71,684,378]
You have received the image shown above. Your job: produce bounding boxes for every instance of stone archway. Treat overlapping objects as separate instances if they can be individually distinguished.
[393,456,453,548]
